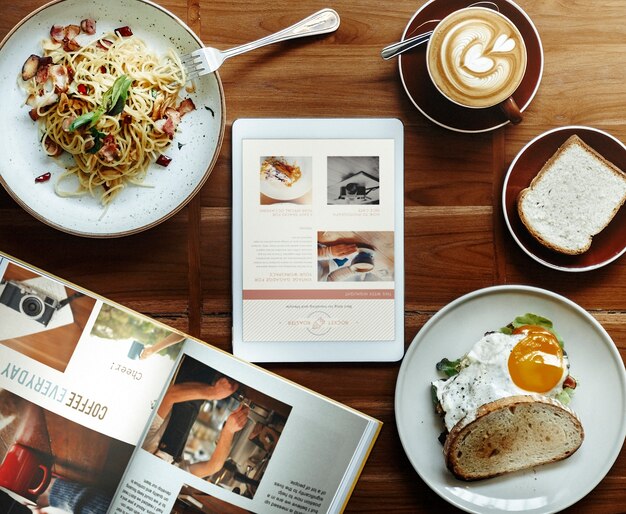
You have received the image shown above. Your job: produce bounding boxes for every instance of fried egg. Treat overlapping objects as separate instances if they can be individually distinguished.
[433,325,569,431]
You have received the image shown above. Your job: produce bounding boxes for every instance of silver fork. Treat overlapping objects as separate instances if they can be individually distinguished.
[181,8,340,80]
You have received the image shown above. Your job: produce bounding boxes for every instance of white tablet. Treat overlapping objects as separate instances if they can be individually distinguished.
[231,118,404,362]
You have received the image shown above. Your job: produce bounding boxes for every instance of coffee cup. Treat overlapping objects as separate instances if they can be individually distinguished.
[0,443,51,502]
[426,7,527,124]
[127,340,145,360]
[350,251,375,272]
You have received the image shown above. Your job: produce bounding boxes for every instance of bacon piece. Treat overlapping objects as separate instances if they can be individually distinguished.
[161,117,176,138]
[98,134,119,163]
[28,90,59,110]
[63,38,81,52]
[39,56,53,68]
[35,64,50,84]
[62,116,75,132]
[177,98,196,117]
[51,24,82,51]
[65,24,81,40]
[28,109,40,121]
[50,25,65,42]
[161,108,181,138]
[34,57,53,85]
[50,65,70,93]
[80,18,96,35]
[44,136,63,157]
[21,55,41,81]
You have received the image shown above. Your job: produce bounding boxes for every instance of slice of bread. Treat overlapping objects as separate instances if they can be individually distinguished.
[443,395,584,481]
[517,134,626,255]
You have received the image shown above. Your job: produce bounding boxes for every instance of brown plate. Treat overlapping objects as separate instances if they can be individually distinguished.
[503,126,626,271]
[398,0,543,132]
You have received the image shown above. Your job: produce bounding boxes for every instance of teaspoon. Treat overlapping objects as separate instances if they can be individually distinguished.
[380,30,433,60]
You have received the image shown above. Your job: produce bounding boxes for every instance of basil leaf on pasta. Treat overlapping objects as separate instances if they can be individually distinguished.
[106,75,132,115]
[69,110,100,131]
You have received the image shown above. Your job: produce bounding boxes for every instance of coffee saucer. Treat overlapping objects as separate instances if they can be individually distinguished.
[398,0,543,133]
[503,126,626,272]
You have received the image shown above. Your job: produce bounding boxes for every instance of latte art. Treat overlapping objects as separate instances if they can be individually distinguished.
[427,8,527,108]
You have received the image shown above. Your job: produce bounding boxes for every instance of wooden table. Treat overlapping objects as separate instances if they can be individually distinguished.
[1,1,625,512]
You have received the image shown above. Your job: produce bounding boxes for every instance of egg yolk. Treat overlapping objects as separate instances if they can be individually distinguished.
[508,325,564,393]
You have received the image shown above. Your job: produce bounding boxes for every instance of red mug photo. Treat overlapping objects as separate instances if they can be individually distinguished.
[0,443,51,502]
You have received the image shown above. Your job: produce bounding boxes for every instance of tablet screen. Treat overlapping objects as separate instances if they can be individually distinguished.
[232,119,404,362]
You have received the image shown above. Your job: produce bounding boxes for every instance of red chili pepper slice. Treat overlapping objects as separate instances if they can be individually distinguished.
[156,154,172,167]
[115,26,133,37]
[77,84,88,95]
[35,172,51,183]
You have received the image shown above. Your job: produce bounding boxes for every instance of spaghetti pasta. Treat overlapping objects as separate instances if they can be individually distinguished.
[22,22,194,205]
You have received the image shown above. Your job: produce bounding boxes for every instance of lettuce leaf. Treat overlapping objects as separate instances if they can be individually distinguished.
[500,313,564,347]
[435,357,463,377]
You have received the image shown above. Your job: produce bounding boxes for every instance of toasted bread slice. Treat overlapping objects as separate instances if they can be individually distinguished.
[517,134,626,255]
[443,395,584,481]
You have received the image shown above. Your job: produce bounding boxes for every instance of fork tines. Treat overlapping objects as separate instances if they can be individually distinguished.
[180,50,205,82]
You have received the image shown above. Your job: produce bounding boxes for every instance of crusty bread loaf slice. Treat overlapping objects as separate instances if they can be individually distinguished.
[443,395,584,481]
[517,134,626,255]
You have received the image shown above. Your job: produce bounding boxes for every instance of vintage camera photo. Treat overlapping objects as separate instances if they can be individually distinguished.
[0,279,60,326]
[0,261,96,373]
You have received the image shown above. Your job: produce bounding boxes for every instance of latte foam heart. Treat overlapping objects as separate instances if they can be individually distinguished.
[493,34,516,53]
[463,44,494,74]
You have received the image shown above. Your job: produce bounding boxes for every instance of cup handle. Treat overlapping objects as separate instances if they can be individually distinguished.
[28,464,51,496]
[499,96,523,124]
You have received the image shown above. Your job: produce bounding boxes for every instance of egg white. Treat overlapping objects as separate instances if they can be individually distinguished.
[433,331,569,431]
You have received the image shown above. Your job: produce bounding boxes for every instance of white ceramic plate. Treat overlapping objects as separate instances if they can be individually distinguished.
[260,156,312,201]
[0,0,225,237]
[395,285,626,514]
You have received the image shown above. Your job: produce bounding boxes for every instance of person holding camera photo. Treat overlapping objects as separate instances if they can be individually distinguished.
[144,375,250,479]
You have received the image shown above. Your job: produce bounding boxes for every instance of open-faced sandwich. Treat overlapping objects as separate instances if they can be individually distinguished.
[432,313,583,480]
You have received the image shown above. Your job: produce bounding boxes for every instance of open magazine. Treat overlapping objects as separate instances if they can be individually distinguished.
[0,251,381,514]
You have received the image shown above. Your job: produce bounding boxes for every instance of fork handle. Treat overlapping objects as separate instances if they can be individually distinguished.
[221,8,340,61]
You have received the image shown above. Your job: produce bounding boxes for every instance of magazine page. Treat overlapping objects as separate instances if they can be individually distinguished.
[111,340,381,514]
[0,254,185,513]
[232,118,404,363]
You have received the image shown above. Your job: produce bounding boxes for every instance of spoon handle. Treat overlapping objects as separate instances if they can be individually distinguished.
[380,30,433,60]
